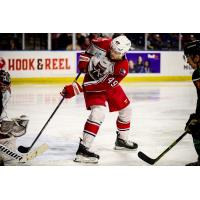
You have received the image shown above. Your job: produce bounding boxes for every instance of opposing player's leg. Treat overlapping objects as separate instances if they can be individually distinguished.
[185,117,200,166]
[186,136,200,166]
[74,105,106,163]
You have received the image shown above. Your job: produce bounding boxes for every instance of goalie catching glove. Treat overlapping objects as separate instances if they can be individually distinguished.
[61,82,83,98]
[0,115,29,137]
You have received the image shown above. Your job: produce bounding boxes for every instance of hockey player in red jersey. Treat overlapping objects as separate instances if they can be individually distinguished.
[61,35,138,163]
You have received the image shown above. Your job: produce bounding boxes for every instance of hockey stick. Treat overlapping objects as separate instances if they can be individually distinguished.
[138,131,188,165]
[17,72,82,153]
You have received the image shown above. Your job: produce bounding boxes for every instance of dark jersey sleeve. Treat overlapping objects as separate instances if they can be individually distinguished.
[196,87,200,117]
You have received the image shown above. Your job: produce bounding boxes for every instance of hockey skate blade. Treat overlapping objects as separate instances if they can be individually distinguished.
[114,146,138,151]
[74,155,99,164]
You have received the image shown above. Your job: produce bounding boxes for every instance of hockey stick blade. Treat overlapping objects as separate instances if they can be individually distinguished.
[138,131,188,165]
[138,151,156,165]
[20,143,49,162]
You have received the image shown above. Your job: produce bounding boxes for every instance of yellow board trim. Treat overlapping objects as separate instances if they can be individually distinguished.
[123,76,192,82]
[11,76,192,85]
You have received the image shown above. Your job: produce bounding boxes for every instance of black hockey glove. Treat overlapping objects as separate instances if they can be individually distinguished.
[185,113,200,137]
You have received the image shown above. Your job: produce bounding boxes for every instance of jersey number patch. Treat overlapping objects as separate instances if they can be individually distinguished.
[107,77,118,87]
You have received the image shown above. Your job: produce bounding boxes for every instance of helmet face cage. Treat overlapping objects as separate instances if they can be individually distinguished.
[0,70,11,91]
[0,83,10,92]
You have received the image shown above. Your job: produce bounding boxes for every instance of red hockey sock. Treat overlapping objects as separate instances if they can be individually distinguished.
[82,119,102,148]
[84,119,101,136]
[116,117,130,140]
[116,117,130,132]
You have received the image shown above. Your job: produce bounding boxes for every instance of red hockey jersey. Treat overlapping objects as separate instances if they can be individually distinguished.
[78,37,129,92]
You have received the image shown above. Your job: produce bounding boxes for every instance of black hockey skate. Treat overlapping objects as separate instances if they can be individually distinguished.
[74,139,100,164]
[186,158,200,166]
[115,131,138,150]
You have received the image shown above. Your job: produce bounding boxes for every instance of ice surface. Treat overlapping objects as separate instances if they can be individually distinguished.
[5,82,197,166]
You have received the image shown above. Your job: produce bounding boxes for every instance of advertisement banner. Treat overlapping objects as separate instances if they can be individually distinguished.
[160,51,194,75]
[0,51,194,79]
[77,52,161,74]
[76,52,82,73]
[0,51,76,78]
[126,52,161,73]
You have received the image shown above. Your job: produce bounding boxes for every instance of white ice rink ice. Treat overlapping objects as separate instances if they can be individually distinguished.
[5,82,198,166]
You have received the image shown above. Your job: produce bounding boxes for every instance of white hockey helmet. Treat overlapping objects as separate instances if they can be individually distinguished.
[111,35,131,55]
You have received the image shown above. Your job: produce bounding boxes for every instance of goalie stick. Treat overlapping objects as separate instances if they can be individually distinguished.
[0,143,48,163]
[138,131,188,165]
[17,72,82,153]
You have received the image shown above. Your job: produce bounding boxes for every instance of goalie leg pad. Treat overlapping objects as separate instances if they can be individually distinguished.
[0,137,17,161]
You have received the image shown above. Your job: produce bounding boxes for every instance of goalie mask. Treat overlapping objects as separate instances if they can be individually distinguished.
[0,70,11,92]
